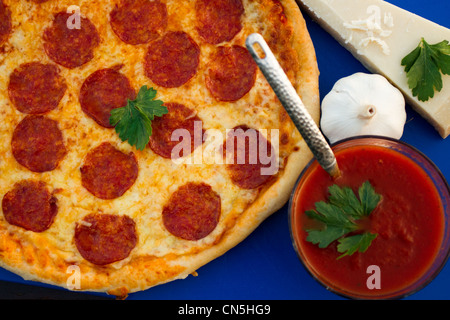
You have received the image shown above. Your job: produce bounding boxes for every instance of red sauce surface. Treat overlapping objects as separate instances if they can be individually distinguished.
[292,145,444,297]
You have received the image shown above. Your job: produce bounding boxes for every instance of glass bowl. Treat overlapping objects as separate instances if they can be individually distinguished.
[288,136,450,300]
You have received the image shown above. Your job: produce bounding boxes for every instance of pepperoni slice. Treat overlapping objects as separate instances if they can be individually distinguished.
[144,31,200,88]
[75,213,137,265]
[80,68,135,128]
[195,0,244,45]
[80,142,138,200]
[2,180,58,233]
[148,103,204,159]
[110,0,167,45]
[0,1,12,46]
[205,45,257,102]
[223,125,276,189]
[12,115,66,173]
[8,62,67,114]
[162,182,221,241]
[43,12,100,69]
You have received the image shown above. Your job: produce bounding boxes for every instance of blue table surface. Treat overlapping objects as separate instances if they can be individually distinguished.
[0,0,449,300]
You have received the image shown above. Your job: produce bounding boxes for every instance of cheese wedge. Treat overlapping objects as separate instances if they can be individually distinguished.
[297,0,450,138]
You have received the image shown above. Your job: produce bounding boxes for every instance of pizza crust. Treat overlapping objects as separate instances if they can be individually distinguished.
[0,0,319,297]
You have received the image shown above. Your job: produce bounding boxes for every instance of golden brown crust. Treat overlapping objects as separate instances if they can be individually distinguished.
[0,0,319,297]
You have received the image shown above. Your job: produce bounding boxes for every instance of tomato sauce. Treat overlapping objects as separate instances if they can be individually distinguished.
[291,144,445,298]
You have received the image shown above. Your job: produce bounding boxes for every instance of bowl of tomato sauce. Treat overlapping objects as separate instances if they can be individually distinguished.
[289,136,450,299]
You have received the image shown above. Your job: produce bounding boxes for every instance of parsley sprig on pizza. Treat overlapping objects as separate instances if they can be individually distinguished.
[109,86,168,151]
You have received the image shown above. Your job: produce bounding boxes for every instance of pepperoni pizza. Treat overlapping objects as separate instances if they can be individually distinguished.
[0,0,319,297]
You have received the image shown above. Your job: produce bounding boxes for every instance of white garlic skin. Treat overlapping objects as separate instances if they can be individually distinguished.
[320,73,406,144]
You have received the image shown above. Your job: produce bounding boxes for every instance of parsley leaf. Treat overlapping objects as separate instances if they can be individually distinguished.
[401,38,450,102]
[358,181,382,215]
[337,233,378,260]
[305,181,381,259]
[328,184,363,218]
[109,86,168,150]
[305,203,358,248]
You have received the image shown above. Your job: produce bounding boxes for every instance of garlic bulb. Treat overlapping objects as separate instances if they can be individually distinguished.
[320,73,406,144]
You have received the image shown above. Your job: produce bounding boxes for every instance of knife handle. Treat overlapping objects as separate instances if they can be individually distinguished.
[245,33,340,178]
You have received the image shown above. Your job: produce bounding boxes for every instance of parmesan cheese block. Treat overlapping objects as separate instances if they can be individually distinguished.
[297,0,450,138]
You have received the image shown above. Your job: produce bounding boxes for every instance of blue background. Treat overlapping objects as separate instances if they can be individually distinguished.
[0,0,449,300]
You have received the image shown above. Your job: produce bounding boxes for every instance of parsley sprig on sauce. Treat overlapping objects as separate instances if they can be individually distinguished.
[305,181,381,259]
[109,86,168,150]
[401,38,450,102]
